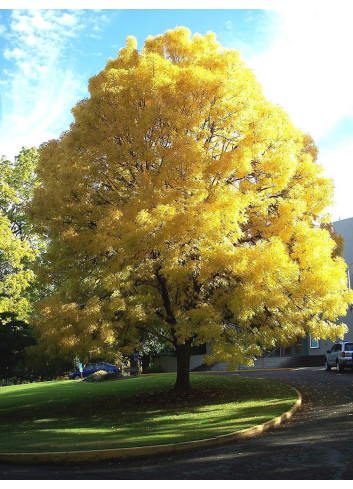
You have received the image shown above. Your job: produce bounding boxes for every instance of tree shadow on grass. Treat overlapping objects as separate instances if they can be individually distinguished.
[0,375,298,452]
[0,392,296,452]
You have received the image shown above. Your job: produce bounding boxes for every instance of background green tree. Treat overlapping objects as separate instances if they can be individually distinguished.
[0,312,36,383]
[0,148,50,381]
[0,147,41,318]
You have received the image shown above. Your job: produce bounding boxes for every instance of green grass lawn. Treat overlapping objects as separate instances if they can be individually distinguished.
[0,374,297,453]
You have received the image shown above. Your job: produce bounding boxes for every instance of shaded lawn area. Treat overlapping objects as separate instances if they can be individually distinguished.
[0,374,297,453]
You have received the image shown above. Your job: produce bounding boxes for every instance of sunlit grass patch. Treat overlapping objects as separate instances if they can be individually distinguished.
[0,374,297,453]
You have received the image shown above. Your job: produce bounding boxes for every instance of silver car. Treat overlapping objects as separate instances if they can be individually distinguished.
[325,341,353,372]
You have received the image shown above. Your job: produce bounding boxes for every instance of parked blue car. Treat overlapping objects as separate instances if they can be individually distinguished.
[69,362,121,379]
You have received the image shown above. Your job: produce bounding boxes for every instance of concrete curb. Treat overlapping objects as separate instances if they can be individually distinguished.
[0,388,302,465]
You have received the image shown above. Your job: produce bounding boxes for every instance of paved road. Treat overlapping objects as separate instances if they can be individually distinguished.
[1,367,353,480]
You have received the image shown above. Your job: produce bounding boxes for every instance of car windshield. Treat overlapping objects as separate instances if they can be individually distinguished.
[345,344,353,351]
[84,364,95,371]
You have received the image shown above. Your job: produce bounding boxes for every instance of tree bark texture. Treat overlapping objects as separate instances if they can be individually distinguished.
[174,340,192,391]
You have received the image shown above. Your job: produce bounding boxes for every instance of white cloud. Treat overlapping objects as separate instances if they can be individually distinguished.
[0,10,92,159]
[4,46,25,60]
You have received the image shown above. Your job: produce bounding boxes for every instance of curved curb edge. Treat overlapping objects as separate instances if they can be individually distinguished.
[0,388,302,465]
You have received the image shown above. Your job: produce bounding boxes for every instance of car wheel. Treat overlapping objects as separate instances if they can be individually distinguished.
[336,361,344,373]
[324,360,331,371]
[74,375,81,380]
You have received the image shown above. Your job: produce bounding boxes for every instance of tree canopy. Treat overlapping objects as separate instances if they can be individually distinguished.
[30,27,353,390]
[0,148,39,319]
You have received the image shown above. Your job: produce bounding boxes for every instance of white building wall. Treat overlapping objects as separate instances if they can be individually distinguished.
[333,217,353,290]
[153,344,212,373]
[154,354,204,373]
[332,218,353,339]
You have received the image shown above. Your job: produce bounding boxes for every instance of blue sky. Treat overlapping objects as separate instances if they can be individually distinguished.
[1,4,353,221]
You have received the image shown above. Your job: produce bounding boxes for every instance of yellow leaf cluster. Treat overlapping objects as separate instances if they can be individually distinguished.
[30,27,353,364]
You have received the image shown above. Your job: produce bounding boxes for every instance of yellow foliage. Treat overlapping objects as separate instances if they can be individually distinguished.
[30,27,353,366]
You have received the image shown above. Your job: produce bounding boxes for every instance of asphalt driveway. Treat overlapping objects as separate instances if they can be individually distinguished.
[1,367,353,480]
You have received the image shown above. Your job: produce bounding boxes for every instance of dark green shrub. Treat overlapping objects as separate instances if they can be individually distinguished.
[143,364,165,374]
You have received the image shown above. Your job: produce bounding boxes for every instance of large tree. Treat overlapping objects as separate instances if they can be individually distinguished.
[30,28,352,391]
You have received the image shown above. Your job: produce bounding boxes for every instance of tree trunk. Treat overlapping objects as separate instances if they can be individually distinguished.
[141,354,150,373]
[174,341,192,391]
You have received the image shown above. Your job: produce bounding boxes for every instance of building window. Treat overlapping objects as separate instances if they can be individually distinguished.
[310,335,319,349]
